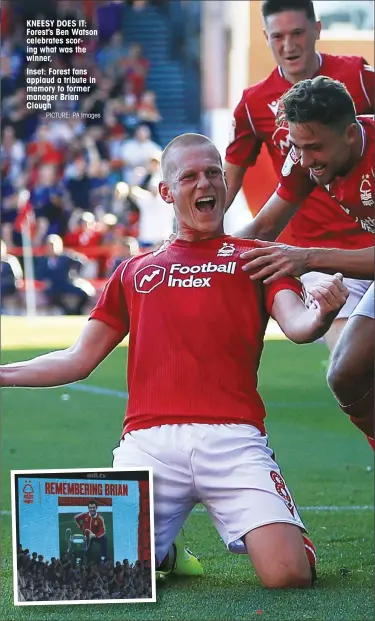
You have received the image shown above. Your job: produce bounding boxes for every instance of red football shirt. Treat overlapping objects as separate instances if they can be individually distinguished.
[90,236,303,436]
[277,116,375,234]
[75,512,106,538]
[226,53,374,248]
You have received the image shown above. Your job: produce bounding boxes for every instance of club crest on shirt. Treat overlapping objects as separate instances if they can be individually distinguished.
[271,124,291,155]
[281,147,300,177]
[360,174,374,207]
[23,481,35,505]
[217,242,236,257]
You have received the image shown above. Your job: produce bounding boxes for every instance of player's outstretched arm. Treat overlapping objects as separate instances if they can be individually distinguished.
[234,192,300,241]
[241,242,375,283]
[270,274,349,344]
[0,319,124,388]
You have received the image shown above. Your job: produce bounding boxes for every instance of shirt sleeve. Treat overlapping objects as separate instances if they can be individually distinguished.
[264,277,304,315]
[75,513,85,524]
[89,262,130,336]
[225,90,262,168]
[276,147,317,203]
[97,515,106,538]
[360,59,375,109]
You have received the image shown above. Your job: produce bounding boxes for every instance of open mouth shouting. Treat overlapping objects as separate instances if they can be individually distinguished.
[285,55,300,63]
[195,196,217,213]
[309,165,326,179]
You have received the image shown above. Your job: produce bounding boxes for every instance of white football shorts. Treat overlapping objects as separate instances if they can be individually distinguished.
[301,272,372,320]
[113,423,305,563]
[349,282,374,320]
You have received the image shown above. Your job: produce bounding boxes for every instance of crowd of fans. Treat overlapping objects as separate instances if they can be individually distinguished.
[1,0,176,314]
[17,545,153,602]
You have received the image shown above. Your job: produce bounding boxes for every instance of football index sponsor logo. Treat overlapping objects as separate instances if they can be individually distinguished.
[168,262,236,288]
[135,262,237,292]
[134,265,166,293]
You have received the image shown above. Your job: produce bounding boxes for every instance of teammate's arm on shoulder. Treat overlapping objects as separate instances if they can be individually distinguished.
[234,192,300,241]
[301,246,375,280]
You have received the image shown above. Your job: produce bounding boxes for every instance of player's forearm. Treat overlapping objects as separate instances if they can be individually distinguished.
[282,309,335,344]
[306,247,375,279]
[0,350,89,388]
[273,293,338,344]
[235,218,278,241]
[235,194,299,241]
[224,162,247,210]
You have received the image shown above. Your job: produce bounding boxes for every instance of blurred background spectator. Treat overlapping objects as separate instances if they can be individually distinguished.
[34,234,96,315]
[0,0,203,315]
[1,240,23,314]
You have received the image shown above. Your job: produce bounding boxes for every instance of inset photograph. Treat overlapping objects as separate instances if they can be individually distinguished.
[11,468,155,605]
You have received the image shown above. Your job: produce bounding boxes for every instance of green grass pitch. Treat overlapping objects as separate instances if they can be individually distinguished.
[1,316,374,620]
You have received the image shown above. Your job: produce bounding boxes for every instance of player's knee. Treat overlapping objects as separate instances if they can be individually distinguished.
[326,358,349,400]
[258,559,312,589]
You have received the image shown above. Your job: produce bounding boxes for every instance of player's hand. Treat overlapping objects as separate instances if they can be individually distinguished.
[240,240,309,283]
[307,273,349,322]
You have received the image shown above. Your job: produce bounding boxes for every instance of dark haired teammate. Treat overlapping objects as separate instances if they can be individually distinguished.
[0,133,349,587]
[226,0,374,353]
[237,76,374,448]
[75,500,108,561]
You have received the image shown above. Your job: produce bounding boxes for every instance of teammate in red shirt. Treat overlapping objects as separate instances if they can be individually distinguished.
[75,500,108,560]
[276,114,374,237]
[225,0,374,352]
[238,77,374,447]
[0,133,348,588]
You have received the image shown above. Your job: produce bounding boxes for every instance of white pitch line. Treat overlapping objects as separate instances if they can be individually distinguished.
[192,505,374,514]
[66,383,330,409]
[67,383,128,399]
[4,385,372,519]
[1,505,374,517]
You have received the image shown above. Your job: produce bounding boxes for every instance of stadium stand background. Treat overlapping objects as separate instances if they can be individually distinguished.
[0,0,202,315]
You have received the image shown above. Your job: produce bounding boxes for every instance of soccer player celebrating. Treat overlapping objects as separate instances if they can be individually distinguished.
[0,133,349,588]
[226,0,374,352]
[74,500,108,561]
[238,77,374,446]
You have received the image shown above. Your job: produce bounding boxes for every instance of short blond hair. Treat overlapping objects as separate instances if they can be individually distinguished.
[160,133,221,181]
